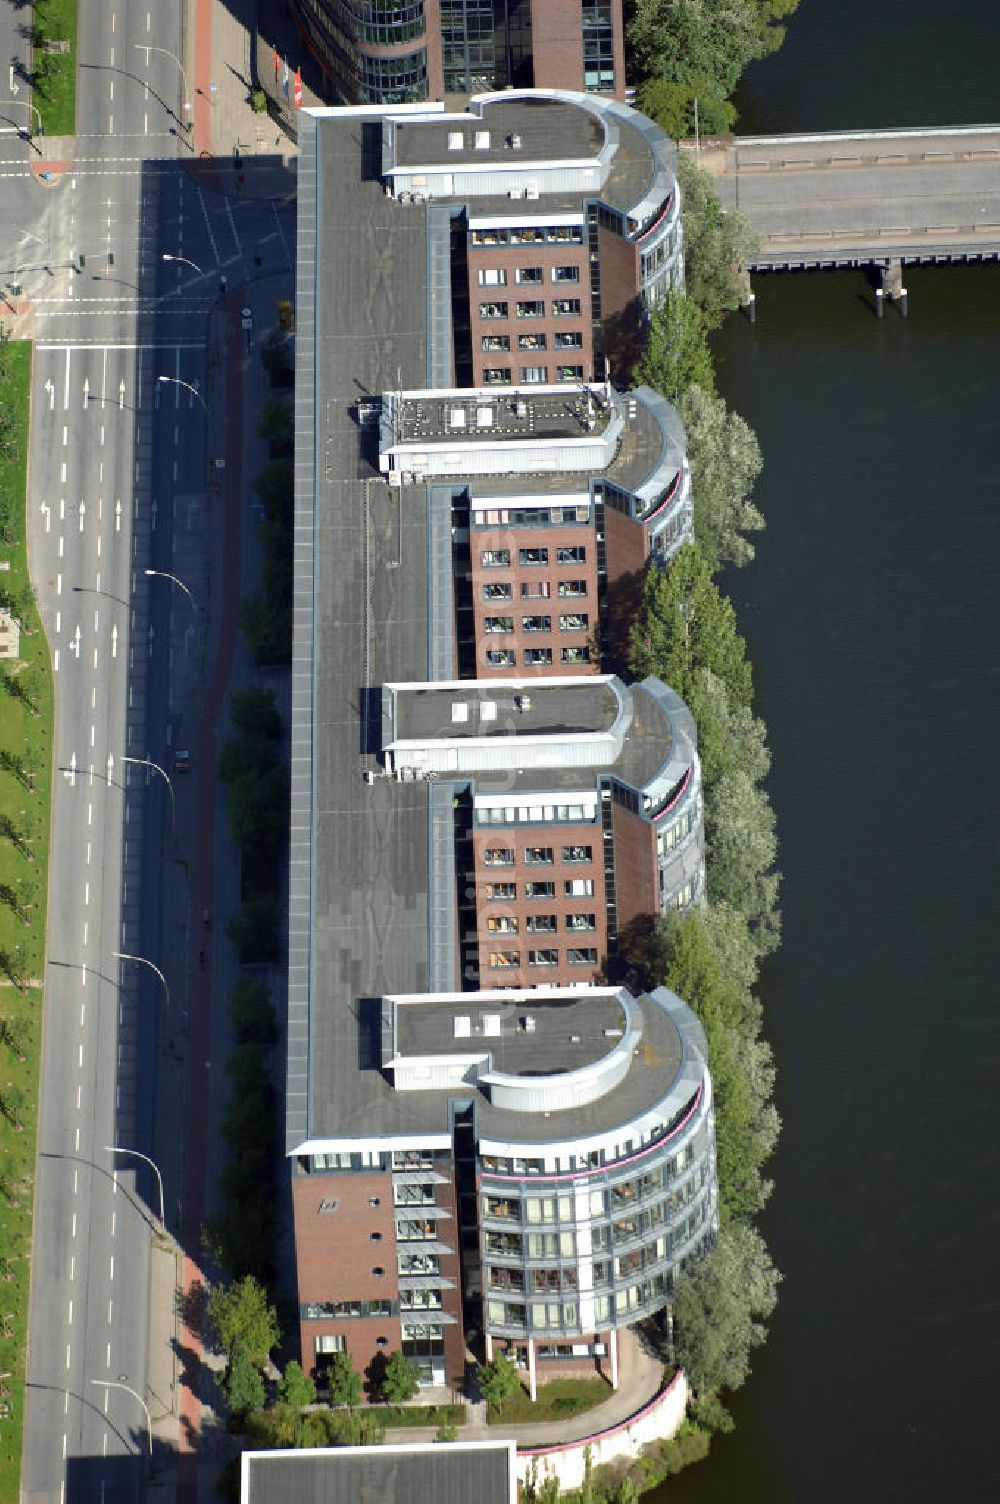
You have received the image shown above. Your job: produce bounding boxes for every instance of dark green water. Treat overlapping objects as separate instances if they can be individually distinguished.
[651,5,1000,1500]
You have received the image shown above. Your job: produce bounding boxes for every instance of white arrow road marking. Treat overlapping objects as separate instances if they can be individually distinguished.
[119,378,126,410]
[107,753,115,782]
[115,499,122,532]
[147,624,155,657]
[78,502,86,533]
[150,497,157,530]
[70,624,81,657]
[45,379,55,411]
[59,498,65,520]
[82,377,89,410]
[111,624,118,658]
[66,752,77,786]
[40,502,50,533]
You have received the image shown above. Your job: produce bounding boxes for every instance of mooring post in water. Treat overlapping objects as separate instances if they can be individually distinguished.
[899,285,909,316]
[876,287,884,318]
[739,266,756,323]
[879,258,905,315]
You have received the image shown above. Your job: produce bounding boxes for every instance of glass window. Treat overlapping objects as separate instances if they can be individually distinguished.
[524,880,555,898]
[479,301,509,320]
[528,948,558,967]
[519,547,548,565]
[551,265,581,283]
[520,365,547,383]
[481,334,510,352]
[521,580,550,599]
[523,647,552,666]
[524,846,553,865]
[552,298,581,318]
[483,367,511,385]
[489,950,520,969]
[526,913,556,932]
[515,266,543,284]
[565,912,596,931]
[565,878,595,897]
[561,845,592,863]
[483,615,513,633]
[516,300,545,319]
[478,267,506,285]
[559,613,588,631]
[554,331,583,349]
[484,847,514,866]
[556,364,585,382]
[521,615,551,633]
[480,548,510,567]
[482,581,512,600]
[561,646,591,664]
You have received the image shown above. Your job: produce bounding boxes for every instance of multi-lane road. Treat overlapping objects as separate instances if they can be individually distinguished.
[0,2,295,1498]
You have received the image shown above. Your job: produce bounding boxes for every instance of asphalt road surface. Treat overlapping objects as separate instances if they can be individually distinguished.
[1,2,294,1498]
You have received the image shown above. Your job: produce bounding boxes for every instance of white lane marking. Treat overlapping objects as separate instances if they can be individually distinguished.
[78,1042,83,1066]
[98,496,102,519]
[40,501,50,532]
[173,423,179,444]
[110,46,115,66]
[100,425,105,446]
[76,1083,81,1109]
[90,686,96,708]
[109,1255,114,1281]
[74,1125,79,1150]
[65,1346,71,1371]
[197,186,222,264]
[54,649,60,672]
[109,113,113,133]
[71,1212,77,1238]
[95,571,100,591]
[144,111,148,134]
[59,497,65,519]
[67,1299,73,1326]
[87,802,92,825]
[57,573,62,595]
[111,624,118,658]
[225,197,240,258]
[69,1255,75,1281]
[82,377,89,410]
[93,647,98,668]
[81,963,86,987]
[105,1343,111,1369]
[83,920,88,945]
[146,10,150,30]
[63,349,71,409]
[273,201,292,266]
[73,1169,78,1193]
[112,11,116,29]
[84,883,90,906]
[58,536,64,558]
[107,1299,113,1324]
[62,426,68,446]
[98,461,103,481]
[109,81,114,101]
[80,1002,85,1025]
[60,462,67,482]
[55,611,61,634]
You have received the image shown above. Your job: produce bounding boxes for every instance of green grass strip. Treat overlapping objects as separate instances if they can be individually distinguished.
[486,1374,613,1425]
[32,0,78,138]
[0,337,54,1504]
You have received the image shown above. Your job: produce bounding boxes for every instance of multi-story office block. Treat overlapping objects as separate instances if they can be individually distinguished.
[294,984,716,1394]
[380,674,705,985]
[288,96,715,1399]
[379,90,684,382]
[289,0,626,107]
[378,381,692,675]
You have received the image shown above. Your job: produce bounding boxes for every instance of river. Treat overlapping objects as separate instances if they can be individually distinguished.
[653,4,1000,1500]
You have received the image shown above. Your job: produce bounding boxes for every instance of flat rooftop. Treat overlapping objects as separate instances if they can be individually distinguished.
[391,388,615,446]
[395,992,630,1075]
[242,1443,516,1504]
[391,679,620,744]
[388,93,670,221]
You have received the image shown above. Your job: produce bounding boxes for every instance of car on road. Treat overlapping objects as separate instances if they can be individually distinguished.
[174,748,191,773]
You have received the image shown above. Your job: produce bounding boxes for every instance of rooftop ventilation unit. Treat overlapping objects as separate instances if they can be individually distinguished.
[451,703,470,723]
[518,1015,536,1034]
[475,131,491,150]
[525,184,539,200]
[483,1014,502,1037]
[448,131,463,151]
[454,1016,472,1038]
[479,702,498,722]
[508,187,524,199]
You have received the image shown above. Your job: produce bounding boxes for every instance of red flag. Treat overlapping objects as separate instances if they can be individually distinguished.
[273,47,279,79]
[294,67,302,109]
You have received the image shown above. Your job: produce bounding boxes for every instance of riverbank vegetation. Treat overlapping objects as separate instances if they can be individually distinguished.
[0,337,53,1504]
[630,0,801,140]
[595,159,781,1495]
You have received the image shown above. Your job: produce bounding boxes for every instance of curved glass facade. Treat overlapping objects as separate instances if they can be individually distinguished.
[479,1086,717,1341]
[341,0,426,45]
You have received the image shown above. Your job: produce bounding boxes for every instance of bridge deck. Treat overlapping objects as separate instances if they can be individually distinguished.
[701,125,1000,268]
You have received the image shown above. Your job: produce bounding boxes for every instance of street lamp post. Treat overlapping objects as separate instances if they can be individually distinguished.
[88,1378,153,1461]
[161,252,204,275]
[134,44,191,121]
[156,374,207,413]
[113,951,170,1011]
[121,753,175,827]
[104,1145,165,1226]
[144,567,198,612]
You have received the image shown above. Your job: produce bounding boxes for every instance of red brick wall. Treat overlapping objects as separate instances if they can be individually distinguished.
[468,241,594,388]
[610,802,658,936]
[529,0,585,92]
[596,224,642,382]
[473,821,606,986]
[470,519,598,676]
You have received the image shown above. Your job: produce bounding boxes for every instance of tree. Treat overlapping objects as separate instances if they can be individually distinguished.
[629,544,753,711]
[225,898,281,964]
[691,668,770,792]
[672,1224,780,1394]
[277,1359,317,1408]
[221,1344,266,1421]
[230,975,277,1046]
[257,396,294,455]
[637,75,735,142]
[380,1350,420,1404]
[630,0,765,97]
[240,589,293,668]
[229,684,284,745]
[326,1350,363,1408]
[206,1275,280,1369]
[676,156,760,326]
[477,1352,520,1411]
[636,291,715,402]
[679,385,764,572]
[705,769,780,955]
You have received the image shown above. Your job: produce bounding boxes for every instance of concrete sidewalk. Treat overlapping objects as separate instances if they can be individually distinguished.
[186,0,298,199]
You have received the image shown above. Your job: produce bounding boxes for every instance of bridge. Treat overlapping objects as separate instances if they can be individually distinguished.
[700,125,1000,272]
